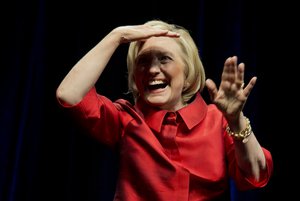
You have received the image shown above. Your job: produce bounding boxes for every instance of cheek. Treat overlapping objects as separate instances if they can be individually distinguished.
[134,67,144,78]
[133,74,143,90]
[170,68,186,84]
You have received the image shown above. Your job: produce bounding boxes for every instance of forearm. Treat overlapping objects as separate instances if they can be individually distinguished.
[228,116,267,181]
[56,29,122,105]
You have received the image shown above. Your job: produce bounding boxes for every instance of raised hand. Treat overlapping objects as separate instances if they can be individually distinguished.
[205,56,257,122]
[113,24,180,44]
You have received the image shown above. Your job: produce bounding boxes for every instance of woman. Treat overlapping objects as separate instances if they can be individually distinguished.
[56,20,273,201]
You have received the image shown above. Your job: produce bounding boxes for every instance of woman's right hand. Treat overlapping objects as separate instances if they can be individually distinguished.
[112,24,180,44]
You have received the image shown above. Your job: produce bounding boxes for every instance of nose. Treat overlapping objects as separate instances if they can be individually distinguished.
[149,65,160,74]
[148,59,161,74]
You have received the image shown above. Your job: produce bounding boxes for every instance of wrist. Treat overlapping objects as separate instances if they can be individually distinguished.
[226,116,252,143]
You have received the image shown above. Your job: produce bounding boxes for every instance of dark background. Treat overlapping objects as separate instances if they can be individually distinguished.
[1,0,297,200]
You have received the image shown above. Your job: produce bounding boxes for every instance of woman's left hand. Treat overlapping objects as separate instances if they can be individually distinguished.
[205,56,257,122]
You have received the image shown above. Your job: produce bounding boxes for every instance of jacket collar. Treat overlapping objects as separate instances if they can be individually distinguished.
[135,92,208,133]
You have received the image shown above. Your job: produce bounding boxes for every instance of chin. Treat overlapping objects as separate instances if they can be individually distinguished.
[145,97,167,106]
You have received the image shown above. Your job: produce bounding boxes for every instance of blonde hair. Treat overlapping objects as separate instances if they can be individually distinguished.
[127,20,205,103]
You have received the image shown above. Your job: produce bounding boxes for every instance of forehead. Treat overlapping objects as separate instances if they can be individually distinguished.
[138,36,181,56]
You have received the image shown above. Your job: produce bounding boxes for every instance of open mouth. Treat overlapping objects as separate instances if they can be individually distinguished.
[147,80,168,90]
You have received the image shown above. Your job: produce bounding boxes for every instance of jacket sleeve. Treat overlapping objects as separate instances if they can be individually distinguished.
[225,131,274,190]
[57,87,122,148]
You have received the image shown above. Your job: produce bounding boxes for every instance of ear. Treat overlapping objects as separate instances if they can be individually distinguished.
[183,81,190,91]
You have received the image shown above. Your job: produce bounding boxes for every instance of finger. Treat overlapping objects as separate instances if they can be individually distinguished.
[165,31,180,37]
[236,62,245,89]
[205,79,218,101]
[147,26,180,37]
[222,56,236,83]
[243,77,257,97]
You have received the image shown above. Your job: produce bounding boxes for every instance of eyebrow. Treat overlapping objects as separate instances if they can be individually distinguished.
[137,49,174,59]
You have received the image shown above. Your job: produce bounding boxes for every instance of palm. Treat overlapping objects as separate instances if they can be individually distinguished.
[206,56,257,120]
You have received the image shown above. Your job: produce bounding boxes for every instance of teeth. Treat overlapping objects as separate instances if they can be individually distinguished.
[149,80,165,85]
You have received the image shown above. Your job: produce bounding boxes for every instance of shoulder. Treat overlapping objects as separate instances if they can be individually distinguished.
[114,98,134,109]
[206,103,227,127]
[207,103,221,114]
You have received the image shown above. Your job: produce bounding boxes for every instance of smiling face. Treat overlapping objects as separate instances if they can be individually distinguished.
[134,36,187,111]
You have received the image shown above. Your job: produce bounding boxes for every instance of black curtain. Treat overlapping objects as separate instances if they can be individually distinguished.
[1,0,297,200]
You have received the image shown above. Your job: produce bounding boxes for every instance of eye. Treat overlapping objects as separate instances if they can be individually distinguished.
[136,57,147,66]
[159,55,171,64]
[136,56,151,71]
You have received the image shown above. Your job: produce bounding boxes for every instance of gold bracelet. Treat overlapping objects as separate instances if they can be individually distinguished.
[226,117,252,143]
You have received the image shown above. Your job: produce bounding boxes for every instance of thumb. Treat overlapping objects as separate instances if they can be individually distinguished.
[205,79,218,101]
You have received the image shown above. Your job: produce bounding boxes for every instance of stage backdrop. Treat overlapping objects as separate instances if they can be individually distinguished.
[1,0,295,200]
